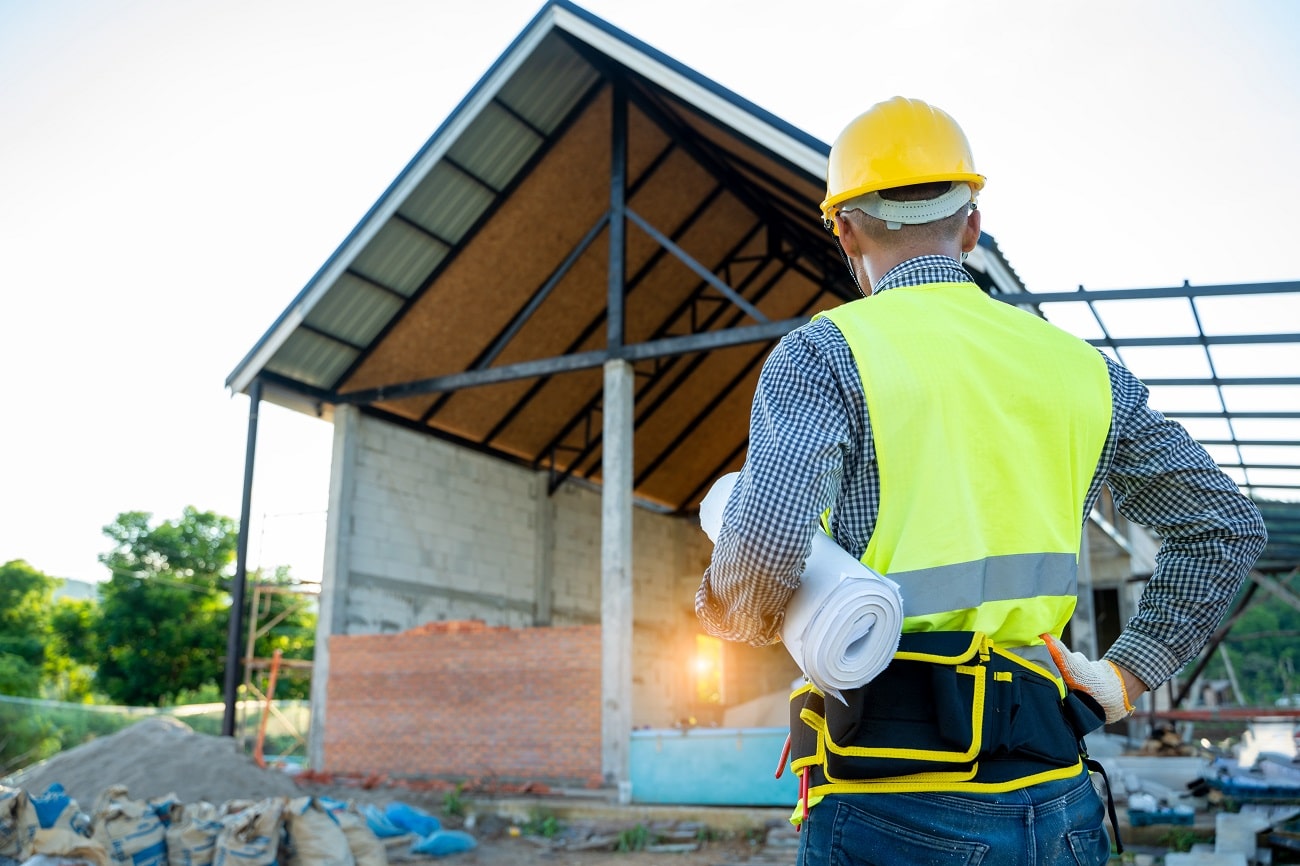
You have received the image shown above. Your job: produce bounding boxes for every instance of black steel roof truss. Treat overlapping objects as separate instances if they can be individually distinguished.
[577,50,850,303]
[622,260,798,489]
[297,322,367,354]
[625,206,767,323]
[560,247,791,492]
[675,289,830,511]
[423,136,681,429]
[416,209,612,424]
[1145,376,1300,387]
[490,94,548,140]
[478,181,731,444]
[391,212,456,250]
[440,154,502,195]
[998,280,1300,305]
[1166,410,1300,420]
[342,268,410,303]
[536,216,768,487]
[624,79,856,302]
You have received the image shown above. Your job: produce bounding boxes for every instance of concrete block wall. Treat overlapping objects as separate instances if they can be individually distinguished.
[343,416,541,631]
[323,622,603,784]
[317,410,719,738]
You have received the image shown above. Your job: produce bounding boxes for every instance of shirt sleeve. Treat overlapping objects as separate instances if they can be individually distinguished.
[694,322,859,646]
[1099,357,1268,688]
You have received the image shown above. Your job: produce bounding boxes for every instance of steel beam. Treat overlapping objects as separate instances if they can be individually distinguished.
[997,280,1300,306]
[222,379,261,737]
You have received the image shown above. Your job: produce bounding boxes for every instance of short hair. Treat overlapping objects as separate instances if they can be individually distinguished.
[843,182,971,244]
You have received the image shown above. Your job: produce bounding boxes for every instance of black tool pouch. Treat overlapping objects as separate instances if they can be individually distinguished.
[790,632,1087,785]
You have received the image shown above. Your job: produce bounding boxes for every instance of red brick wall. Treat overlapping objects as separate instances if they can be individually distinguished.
[323,622,603,785]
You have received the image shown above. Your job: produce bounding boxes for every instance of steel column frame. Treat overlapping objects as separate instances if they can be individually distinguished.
[628,262,803,490]
[537,217,770,492]
[608,78,627,350]
[337,315,802,404]
[1186,296,1252,486]
[222,379,262,737]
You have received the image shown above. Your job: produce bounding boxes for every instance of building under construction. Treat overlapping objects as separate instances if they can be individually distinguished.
[224,0,1300,805]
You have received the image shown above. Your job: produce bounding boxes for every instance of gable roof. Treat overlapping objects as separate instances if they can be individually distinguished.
[225,0,1025,513]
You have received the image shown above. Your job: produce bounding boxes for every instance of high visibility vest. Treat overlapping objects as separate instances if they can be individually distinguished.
[817,281,1112,665]
[784,281,1114,801]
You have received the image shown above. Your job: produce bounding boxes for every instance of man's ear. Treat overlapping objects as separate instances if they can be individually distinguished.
[836,212,862,256]
[961,207,982,253]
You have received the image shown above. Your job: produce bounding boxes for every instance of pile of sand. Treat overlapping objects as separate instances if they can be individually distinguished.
[2,716,302,808]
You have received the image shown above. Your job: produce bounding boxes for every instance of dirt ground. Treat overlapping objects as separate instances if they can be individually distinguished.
[293,777,797,866]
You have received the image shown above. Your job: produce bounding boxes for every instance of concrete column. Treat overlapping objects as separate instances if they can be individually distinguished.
[601,359,634,803]
[307,404,360,770]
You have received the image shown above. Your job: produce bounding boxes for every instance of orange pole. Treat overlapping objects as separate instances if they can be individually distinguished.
[253,648,283,768]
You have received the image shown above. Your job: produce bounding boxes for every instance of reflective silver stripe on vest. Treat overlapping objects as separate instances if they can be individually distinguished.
[894,552,1078,616]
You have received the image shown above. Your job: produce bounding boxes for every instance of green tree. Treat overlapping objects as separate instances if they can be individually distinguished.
[91,508,238,706]
[46,597,98,702]
[0,560,58,697]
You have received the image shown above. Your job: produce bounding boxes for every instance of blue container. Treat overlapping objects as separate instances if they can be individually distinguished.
[629,727,798,806]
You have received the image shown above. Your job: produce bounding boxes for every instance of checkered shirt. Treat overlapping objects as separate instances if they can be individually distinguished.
[694,255,1268,689]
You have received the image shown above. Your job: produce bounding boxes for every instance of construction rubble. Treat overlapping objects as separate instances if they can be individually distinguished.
[0,718,476,865]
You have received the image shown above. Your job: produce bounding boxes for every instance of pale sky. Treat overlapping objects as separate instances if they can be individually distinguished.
[2,0,1298,586]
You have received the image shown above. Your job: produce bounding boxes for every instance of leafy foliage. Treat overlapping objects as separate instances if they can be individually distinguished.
[0,560,59,698]
[86,508,238,706]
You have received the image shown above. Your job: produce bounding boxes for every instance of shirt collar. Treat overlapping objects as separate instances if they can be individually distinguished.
[872,255,972,295]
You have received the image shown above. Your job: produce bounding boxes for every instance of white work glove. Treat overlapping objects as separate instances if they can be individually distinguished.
[1041,633,1134,725]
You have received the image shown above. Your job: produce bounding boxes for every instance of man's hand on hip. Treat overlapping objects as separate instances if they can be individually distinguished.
[1041,633,1136,725]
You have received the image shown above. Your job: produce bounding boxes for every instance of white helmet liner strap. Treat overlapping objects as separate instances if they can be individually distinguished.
[840,182,973,230]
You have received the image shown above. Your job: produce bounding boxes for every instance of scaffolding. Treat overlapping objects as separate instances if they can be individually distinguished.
[237,583,316,764]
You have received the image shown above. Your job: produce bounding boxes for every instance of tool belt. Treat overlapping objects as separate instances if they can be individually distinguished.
[787,631,1107,794]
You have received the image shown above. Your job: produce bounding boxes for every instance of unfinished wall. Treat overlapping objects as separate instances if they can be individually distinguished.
[324,622,602,784]
[311,408,718,768]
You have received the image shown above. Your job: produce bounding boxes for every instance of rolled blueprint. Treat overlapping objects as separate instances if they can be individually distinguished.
[700,473,904,704]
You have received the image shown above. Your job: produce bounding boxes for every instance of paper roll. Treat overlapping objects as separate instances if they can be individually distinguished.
[700,473,904,703]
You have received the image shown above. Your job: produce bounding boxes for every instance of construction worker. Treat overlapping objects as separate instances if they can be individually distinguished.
[695,96,1267,865]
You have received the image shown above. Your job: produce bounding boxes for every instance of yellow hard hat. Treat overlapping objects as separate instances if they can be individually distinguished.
[820,97,985,228]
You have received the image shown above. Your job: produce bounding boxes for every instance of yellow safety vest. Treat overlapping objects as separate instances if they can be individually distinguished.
[787,280,1112,801]
[818,281,1111,658]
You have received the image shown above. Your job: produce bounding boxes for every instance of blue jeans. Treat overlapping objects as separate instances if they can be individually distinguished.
[796,770,1111,866]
